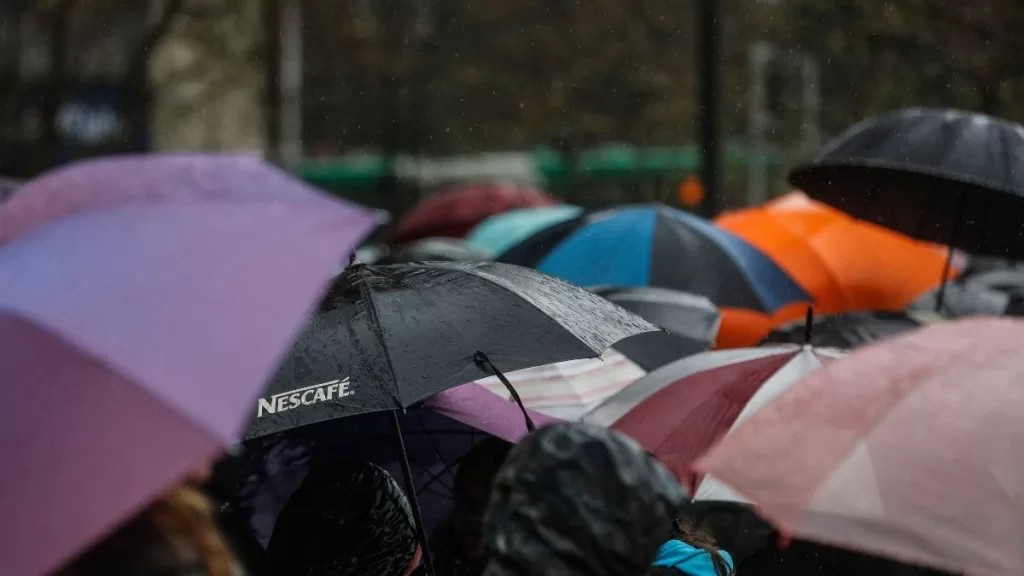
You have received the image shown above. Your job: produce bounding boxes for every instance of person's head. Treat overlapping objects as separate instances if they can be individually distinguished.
[648,517,734,576]
[481,422,688,576]
[452,438,513,561]
[56,484,240,576]
[267,460,421,576]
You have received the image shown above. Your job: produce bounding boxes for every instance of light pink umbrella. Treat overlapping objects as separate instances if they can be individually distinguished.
[474,349,645,420]
[696,317,1024,576]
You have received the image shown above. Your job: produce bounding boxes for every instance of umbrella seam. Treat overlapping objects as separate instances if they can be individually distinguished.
[358,271,405,408]
[464,263,611,356]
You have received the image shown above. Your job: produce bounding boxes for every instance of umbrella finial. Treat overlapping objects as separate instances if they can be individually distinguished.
[474,351,536,433]
[803,305,815,345]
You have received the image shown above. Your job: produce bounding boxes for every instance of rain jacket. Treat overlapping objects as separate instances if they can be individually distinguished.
[481,422,689,576]
[267,460,418,576]
[653,540,734,576]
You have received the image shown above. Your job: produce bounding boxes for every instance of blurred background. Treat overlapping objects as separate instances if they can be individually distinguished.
[0,0,1018,213]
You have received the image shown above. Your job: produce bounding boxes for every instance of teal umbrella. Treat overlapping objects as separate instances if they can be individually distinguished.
[467,205,582,256]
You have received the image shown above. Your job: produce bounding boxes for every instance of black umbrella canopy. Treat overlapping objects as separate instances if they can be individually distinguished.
[591,286,720,371]
[761,311,937,349]
[245,262,658,439]
[790,108,1024,257]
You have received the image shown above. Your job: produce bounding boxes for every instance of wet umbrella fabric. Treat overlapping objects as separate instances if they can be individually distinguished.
[498,204,809,313]
[467,205,583,256]
[392,183,556,245]
[482,422,689,576]
[583,345,842,499]
[233,383,556,547]
[762,311,936,348]
[789,108,1024,257]
[244,261,657,439]
[697,318,1024,576]
[378,237,491,264]
[591,286,720,370]
[0,153,377,576]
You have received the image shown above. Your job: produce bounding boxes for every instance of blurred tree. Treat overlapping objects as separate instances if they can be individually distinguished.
[149,0,266,152]
[302,0,771,156]
[766,0,1024,136]
[9,0,183,174]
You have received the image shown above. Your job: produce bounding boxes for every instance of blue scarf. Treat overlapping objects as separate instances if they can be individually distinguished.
[653,540,734,576]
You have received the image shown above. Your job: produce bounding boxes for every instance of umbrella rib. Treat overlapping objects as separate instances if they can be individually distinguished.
[357,274,404,408]
[462,264,607,357]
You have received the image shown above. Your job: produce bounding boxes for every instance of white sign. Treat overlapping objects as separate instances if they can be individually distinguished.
[257,378,353,418]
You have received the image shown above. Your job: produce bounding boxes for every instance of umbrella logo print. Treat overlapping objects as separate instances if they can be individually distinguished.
[256,378,354,418]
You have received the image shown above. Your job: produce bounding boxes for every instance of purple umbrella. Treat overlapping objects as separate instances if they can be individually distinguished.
[0,153,377,576]
[234,383,557,546]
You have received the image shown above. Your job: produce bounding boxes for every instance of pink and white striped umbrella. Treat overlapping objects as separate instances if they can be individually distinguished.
[583,345,843,497]
[474,349,645,420]
[697,317,1024,576]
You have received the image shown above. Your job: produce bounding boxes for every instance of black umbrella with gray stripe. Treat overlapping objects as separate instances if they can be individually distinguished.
[245,261,658,439]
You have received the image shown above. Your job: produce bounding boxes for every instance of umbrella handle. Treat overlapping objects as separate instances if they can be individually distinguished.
[389,410,436,576]
[473,351,537,433]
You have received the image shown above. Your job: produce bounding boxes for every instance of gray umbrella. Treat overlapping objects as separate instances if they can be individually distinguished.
[591,286,720,371]
[378,237,490,264]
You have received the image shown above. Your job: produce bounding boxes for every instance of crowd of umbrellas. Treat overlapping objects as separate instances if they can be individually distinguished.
[3,106,1024,576]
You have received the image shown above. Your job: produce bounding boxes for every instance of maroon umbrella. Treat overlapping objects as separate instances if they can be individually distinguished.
[583,345,843,497]
[0,153,376,576]
[392,182,556,245]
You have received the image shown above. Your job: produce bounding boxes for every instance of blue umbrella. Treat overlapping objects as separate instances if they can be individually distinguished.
[499,204,810,313]
[467,205,583,256]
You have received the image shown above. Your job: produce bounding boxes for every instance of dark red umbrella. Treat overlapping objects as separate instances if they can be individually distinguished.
[392,182,555,245]
[583,345,843,498]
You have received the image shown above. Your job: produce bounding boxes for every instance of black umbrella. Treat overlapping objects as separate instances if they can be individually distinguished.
[378,237,490,264]
[245,261,654,440]
[789,108,1024,258]
[590,286,720,371]
[761,310,937,349]
[243,261,656,574]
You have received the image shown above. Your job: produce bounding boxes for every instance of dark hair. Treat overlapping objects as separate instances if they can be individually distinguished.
[454,438,513,494]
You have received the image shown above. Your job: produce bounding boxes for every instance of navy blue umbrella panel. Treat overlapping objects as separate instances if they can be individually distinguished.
[498,204,810,313]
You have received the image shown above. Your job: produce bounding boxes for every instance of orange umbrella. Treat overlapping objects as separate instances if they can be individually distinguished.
[714,192,959,347]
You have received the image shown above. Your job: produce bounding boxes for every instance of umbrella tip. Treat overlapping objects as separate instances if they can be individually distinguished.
[803,305,815,346]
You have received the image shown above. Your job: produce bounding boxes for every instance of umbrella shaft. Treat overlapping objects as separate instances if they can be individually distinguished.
[390,409,436,576]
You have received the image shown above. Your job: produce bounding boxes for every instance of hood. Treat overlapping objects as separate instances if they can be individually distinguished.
[481,422,688,576]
